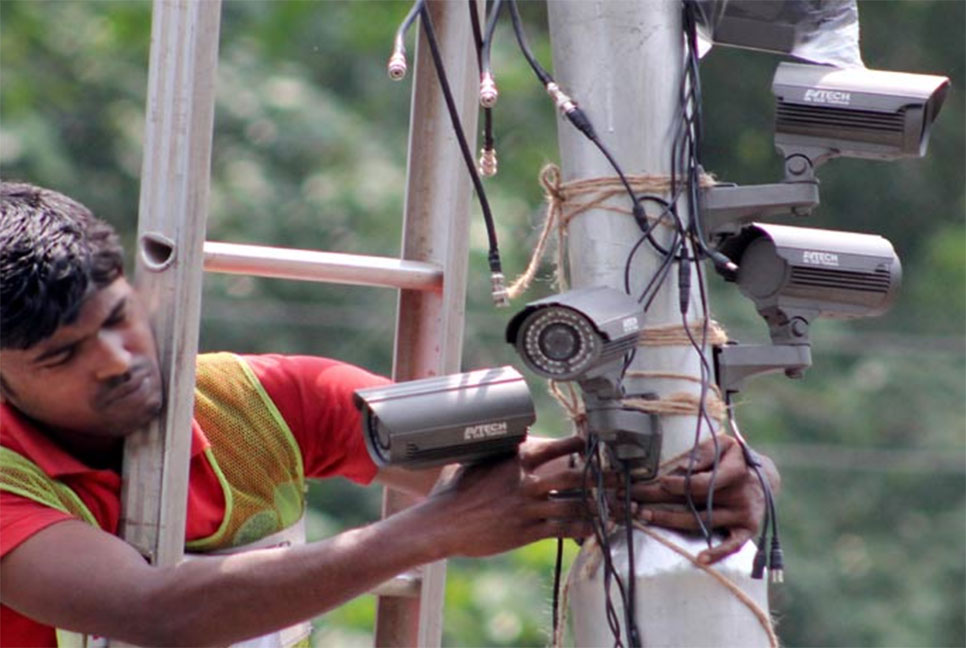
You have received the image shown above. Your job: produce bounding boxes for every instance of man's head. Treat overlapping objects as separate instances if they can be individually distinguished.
[1,182,162,442]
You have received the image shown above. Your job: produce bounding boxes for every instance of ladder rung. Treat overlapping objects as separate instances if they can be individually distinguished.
[203,241,444,291]
[369,571,422,598]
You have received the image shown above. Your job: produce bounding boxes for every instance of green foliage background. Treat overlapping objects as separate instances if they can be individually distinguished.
[1,1,963,646]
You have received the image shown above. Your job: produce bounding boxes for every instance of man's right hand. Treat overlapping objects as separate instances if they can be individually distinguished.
[422,435,593,558]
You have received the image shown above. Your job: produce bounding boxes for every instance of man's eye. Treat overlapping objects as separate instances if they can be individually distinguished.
[105,311,127,327]
[43,348,76,368]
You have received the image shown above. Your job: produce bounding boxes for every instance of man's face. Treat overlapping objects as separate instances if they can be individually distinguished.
[0,278,163,439]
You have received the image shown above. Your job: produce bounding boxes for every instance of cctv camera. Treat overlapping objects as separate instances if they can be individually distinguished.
[773,62,949,179]
[354,366,534,469]
[718,222,901,344]
[506,288,663,479]
[505,286,642,384]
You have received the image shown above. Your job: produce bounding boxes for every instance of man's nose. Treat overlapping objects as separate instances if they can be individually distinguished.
[93,329,134,381]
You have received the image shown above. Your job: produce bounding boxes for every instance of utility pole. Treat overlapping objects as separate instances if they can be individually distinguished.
[545,1,772,646]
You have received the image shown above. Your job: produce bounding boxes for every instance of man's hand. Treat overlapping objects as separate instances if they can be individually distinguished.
[628,435,780,565]
[424,436,594,558]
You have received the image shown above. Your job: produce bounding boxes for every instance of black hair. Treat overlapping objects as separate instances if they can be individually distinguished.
[1,181,125,350]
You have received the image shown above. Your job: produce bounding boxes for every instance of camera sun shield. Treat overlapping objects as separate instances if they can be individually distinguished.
[773,62,949,170]
[354,366,535,469]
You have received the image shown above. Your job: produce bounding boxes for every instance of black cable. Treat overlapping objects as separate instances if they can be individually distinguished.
[679,246,724,546]
[478,0,504,107]
[468,0,497,174]
[680,0,736,274]
[506,0,550,84]
[639,214,685,313]
[622,195,676,297]
[677,248,716,545]
[664,0,733,549]
[727,393,782,581]
[623,468,642,648]
[418,4,507,304]
[552,536,564,643]
[582,435,628,647]
[505,0,659,252]
[692,254,721,522]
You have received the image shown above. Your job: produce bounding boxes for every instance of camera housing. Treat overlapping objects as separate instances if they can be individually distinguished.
[773,62,949,178]
[506,287,661,479]
[505,286,642,384]
[718,222,901,344]
[354,366,534,469]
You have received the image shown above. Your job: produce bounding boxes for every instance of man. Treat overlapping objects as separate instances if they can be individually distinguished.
[0,181,777,646]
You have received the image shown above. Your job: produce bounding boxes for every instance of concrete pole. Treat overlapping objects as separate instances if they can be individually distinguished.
[545,1,770,646]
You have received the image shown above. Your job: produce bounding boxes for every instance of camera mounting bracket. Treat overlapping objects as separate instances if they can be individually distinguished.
[584,393,663,482]
[699,181,820,244]
[714,342,813,394]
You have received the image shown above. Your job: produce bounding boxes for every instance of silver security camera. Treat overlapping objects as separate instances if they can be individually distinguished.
[713,222,900,392]
[505,286,642,386]
[506,287,661,480]
[353,366,534,469]
[773,62,949,179]
[718,222,901,345]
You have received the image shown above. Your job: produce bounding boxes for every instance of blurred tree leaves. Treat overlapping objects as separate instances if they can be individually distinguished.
[1,1,963,646]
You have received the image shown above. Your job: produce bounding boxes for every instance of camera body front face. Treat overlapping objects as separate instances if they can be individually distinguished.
[354,366,535,469]
[506,286,643,382]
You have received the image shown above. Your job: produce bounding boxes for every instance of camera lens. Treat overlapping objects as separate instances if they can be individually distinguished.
[515,306,600,379]
[539,323,580,361]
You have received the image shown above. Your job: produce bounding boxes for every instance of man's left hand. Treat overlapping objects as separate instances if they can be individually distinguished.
[627,435,779,565]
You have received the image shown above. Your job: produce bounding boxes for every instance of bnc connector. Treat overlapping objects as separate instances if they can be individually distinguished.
[546,82,577,114]
[480,73,499,108]
[491,272,510,308]
[387,51,408,81]
[479,147,498,177]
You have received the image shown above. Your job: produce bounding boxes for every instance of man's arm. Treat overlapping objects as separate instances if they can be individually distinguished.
[0,437,591,647]
[375,465,442,496]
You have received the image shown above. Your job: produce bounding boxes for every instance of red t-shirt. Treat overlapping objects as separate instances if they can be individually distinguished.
[0,353,388,647]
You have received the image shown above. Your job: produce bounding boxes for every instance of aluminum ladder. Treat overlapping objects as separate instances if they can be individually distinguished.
[119,2,478,646]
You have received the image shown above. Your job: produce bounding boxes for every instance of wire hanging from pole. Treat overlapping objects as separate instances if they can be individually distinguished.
[417,2,509,306]
[468,0,497,176]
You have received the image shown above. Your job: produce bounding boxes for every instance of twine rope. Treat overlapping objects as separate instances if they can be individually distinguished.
[638,319,729,347]
[508,164,715,299]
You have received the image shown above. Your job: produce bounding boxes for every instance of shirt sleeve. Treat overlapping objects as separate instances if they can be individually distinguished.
[240,354,389,485]
[0,491,74,558]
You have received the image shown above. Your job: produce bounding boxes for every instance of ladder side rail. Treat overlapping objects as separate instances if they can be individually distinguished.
[119,0,222,577]
[375,1,480,646]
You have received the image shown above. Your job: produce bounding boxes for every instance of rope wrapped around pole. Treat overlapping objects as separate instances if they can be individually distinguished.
[507,164,715,300]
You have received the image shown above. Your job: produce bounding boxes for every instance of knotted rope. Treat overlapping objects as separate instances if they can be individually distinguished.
[508,164,715,299]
